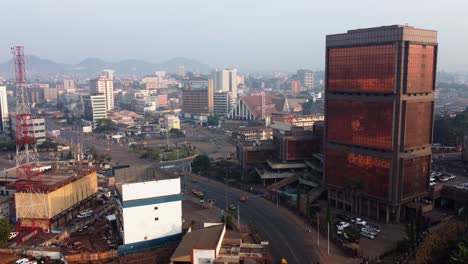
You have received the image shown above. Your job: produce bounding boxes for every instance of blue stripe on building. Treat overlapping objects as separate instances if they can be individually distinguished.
[118,233,183,256]
[122,194,183,208]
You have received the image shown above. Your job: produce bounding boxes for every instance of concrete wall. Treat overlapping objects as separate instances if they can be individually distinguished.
[122,200,182,244]
[121,178,180,202]
[193,249,216,264]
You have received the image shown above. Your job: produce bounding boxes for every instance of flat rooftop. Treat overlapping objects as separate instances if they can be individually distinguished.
[114,165,179,195]
[5,162,97,193]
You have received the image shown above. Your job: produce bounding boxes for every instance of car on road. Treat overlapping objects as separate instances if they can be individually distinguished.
[228,204,237,211]
[366,224,381,234]
[15,258,29,264]
[199,199,205,204]
[239,196,247,202]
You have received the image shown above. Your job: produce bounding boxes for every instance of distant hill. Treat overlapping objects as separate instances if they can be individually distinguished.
[0,55,212,78]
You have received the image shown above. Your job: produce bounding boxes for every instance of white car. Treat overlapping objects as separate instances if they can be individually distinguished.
[336,221,350,229]
[439,177,450,182]
[15,258,29,264]
[430,182,436,186]
[9,231,19,240]
[449,175,456,180]
[356,218,367,226]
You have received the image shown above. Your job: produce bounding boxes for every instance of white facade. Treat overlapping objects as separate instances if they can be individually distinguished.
[120,177,182,245]
[165,114,180,130]
[83,94,107,122]
[297,69,314,91]
[213,91,235,116]
[10,115,46,143]
[90,77,114,111]
[0,86,9,132]
[213,69,238,103]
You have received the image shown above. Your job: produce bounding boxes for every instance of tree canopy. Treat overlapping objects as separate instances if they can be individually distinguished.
[94,119,118,133]
[433,109,468,146]
[192,154,211,174]
[0,219,12,246]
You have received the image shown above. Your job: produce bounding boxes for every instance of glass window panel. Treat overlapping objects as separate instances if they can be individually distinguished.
[327,44,396,93]
[326,149,391,199]
[404,102,433,148]
[327,100,393,150]
[402,156,430,198]
[407,45,435,93]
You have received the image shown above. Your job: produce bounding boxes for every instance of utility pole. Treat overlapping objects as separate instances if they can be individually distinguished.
[237,205,240,228]
[225,168,229,212]
[317,215,320,246]
[327,222,330,255]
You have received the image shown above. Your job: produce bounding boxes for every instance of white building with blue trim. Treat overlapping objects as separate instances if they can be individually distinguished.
[114,166,183,255]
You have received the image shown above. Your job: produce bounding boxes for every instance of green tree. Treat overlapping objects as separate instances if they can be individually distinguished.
[38,140,58,150]
[450,243,468,264]
[0,140,16,151]
[0,219,12,246]
[302,100,314,115]
[192,154,211,174]
[66,150,73,159]
[207,115,219,126]
[94,119,118,133]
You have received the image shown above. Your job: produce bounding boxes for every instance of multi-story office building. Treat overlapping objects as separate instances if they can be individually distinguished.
[90,76,114,111]
[83,94,107,122]
[213,91,235,116]
[164,114,180,130]
[291,80,302,95]
[297,69,314,91]
[0,86,8,132]
[10,114,46,143]
[213,69,238,105]
[324,25,437,223]
[63,79,76,91]
[181,79,213,114]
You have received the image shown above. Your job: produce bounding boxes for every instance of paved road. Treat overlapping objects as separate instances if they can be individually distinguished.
[184,174,321,264]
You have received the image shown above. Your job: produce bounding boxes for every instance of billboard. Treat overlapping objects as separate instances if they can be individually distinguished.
[83,126,92,133]
[141,125,155,133]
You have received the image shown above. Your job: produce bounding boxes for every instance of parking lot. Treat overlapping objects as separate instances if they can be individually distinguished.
[328,209,405,259]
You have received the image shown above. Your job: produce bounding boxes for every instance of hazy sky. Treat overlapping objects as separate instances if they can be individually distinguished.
[1,0,467,72]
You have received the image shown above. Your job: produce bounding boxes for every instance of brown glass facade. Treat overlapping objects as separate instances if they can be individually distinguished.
[328,44,396,93]
[327,100,393,150]
[326,149,391,199]
[325,25,437,223]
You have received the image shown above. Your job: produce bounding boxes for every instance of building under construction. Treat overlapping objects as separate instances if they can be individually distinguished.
[8,162,98,231]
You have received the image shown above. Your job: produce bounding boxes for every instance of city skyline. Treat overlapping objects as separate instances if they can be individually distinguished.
[1,0,467,72]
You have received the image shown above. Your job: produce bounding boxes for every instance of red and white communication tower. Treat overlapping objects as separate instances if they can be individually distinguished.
[12,46,49,236]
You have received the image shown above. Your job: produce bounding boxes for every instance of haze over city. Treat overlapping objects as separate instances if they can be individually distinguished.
[1,0,468,71]
[2,1,468,264]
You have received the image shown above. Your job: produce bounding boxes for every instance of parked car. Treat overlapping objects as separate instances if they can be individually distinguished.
[15,258,29,264]
[361,230,376,239]
[228,204,237,211]
[366,223,381,233]
[355,218,367,226]
[9,231,19,240]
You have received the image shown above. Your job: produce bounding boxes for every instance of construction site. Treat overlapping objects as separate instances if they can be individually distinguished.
[7,162,98,231]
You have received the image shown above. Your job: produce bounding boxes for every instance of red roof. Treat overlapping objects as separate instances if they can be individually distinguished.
[241,94,286,119]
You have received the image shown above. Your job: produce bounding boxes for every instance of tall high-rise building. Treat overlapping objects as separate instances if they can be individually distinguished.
[297,69,314,91]
[90,76,114,111]
[213,69,238,106]
[83,94,107,122]
[0,86,8,132]
[63,79,76,91]
[102,69,115,80]
[324,25,437,223]
[291,80,302,95]
[178,65,185,77]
